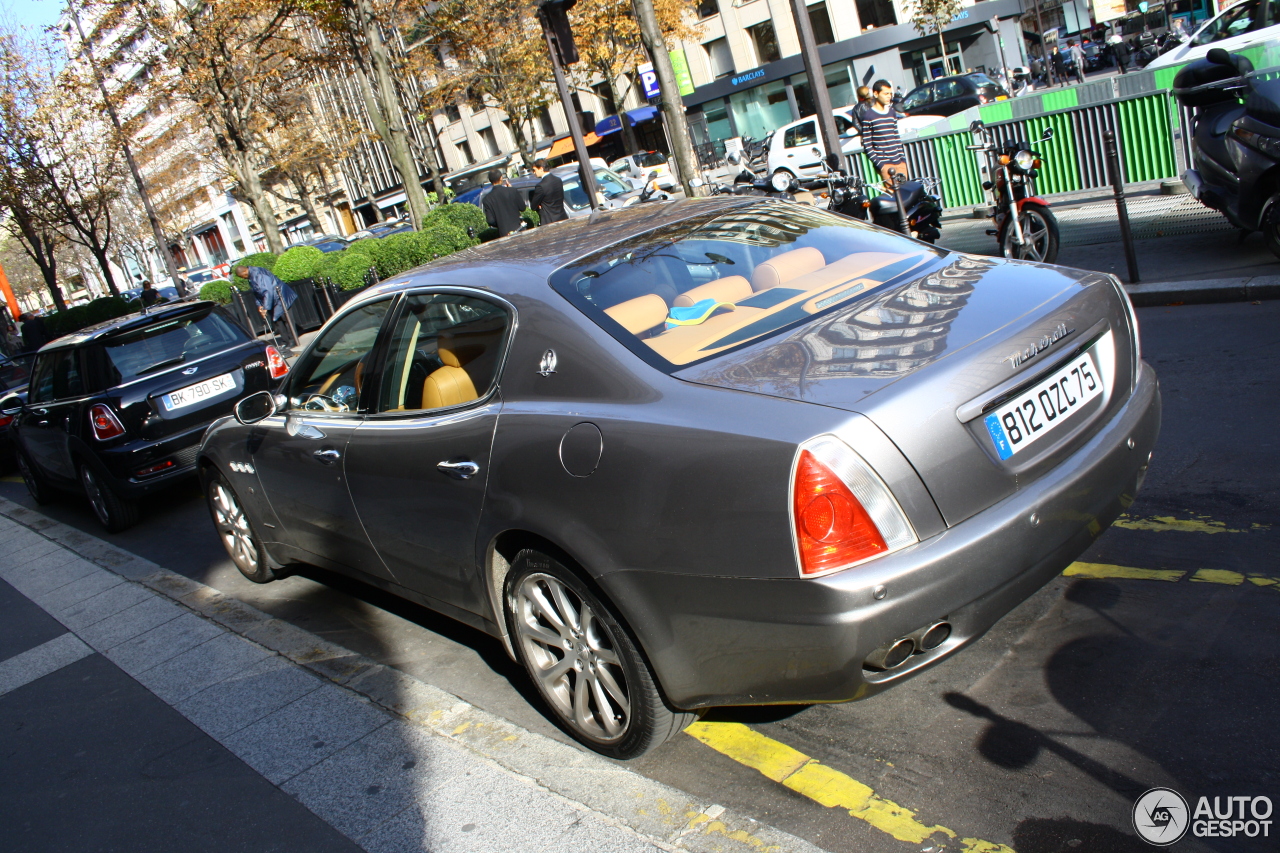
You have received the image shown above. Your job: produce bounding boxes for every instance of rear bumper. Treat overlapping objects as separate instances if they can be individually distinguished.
[603,362,1161,709]
[92,423,210,497]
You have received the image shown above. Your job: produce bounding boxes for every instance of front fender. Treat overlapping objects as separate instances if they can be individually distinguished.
[1016,196,1050,211]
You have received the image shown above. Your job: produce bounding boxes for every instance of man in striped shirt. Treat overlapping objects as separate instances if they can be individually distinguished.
[858,80,910,187]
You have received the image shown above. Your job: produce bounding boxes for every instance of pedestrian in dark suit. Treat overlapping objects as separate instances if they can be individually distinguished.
[19,312,49,352]
[482,170,527,237]
[529,159,567,225]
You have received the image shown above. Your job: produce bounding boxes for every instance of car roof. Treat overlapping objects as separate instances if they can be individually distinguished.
[355,197,760,297]
[38,300,221,351]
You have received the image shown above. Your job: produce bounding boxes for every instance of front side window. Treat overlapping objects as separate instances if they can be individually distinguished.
[551,203,943,369]
[289,299,392,412]
[901,86,933,110]
[28,349,84,403]
[377,293,509,413]
[26,354,57,404]
[785,121,818,148]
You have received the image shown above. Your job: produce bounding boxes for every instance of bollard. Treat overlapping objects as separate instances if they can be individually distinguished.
[1103,129,1140,283]
[275,285,300,349]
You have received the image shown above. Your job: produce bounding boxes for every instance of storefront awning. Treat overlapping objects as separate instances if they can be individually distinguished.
[594,106,659,137]
[546,132,602,158]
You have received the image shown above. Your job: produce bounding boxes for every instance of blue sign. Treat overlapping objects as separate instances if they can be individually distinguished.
[731,68,766,87]
[639,64,660,99]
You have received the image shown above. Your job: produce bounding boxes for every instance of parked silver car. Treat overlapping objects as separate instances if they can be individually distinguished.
[198,199,1160,758]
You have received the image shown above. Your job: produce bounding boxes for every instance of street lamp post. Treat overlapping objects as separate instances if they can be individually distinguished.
[536,0,601,209]
[788,0,843,173]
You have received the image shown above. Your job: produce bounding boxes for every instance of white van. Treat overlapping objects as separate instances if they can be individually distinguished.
[1147,0,1280,69]
[765,110,860,179]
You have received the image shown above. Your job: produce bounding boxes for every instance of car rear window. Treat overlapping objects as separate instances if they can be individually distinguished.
[550,202,944,370]
[636,152,667,167]
[100,308,250,384]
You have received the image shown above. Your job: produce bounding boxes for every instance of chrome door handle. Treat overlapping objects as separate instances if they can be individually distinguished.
[313,448,341,464]
[437,460,479,479]
[32,408,47,416]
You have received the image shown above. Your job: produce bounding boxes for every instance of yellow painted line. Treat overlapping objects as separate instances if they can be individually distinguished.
[1191,568,1244,586]
[1063,562,1185,582]
[1113,514,1255,534]
[0,475,22,483]
[685,721,1014,851]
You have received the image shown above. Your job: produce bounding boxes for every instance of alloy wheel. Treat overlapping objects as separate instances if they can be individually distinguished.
[80,466,110,527]
[512,572,630,743]
[211,481,258,575]
[1005,208,1052,262]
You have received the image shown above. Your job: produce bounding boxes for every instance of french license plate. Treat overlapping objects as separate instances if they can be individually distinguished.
[162,373,235,411]
[984,351,1104,460]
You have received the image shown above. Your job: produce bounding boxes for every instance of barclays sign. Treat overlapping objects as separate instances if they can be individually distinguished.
[730,69,766,87]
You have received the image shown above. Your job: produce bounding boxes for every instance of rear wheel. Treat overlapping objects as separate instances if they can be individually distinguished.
[207,471,275,583]
[1263,199,1280,260]
[1001,203,1060,263]
[505,549,695,759]
[79,463,139,533]
[18,451,56,505]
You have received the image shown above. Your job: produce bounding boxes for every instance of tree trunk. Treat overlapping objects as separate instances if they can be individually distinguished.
[350,0,430,229]
[218,136,284,253]
[87,245,120,296]
[504,108,537,172]
[608,73,640,156]
[12,216,65,311]
[290,172,327,234]
[630,0,701,196]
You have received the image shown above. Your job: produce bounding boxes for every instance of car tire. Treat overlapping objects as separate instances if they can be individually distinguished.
[79,462,139,533]
[206,470,276,584]
[505,549,695,759]
[17,450,57,505]
[1263,199,1280,260]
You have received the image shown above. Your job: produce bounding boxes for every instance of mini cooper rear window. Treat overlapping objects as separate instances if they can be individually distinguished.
[551,203,943,369]
[101,308,249,384]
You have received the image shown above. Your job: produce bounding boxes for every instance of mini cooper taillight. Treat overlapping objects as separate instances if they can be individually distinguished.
[89,404,125,440]
[265,345,289,379]
[791,437,917,576]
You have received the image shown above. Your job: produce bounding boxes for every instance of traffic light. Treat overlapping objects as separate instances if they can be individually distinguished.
[537,0,579,66]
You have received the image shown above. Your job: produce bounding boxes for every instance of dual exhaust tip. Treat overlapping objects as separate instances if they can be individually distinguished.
[864,620,952,672]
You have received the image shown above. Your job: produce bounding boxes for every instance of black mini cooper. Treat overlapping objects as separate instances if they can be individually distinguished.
[0,301,289,531]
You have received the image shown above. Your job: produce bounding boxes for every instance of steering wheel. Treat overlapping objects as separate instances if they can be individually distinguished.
[302,395,340,412]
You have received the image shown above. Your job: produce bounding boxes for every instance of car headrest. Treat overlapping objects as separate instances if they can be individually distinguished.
[752,247,826,291]
[604,294,667,335]
[673,275,753,308]
[437,332,486,368]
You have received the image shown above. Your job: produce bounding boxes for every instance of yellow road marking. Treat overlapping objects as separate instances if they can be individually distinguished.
[1113,514,1260,534]
[0,475,21,483]
[1191,569,1244,585]
[1063,562,1185,582]
[685,721,1014,851]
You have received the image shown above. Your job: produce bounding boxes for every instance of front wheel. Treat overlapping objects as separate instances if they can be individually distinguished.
[505,550,695,758]
[79,463,139,533]
[1001,203,1060,263]
[207,471,276,583]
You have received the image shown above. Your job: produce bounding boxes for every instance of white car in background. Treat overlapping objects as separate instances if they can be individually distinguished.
[609,151,678,190]
[765,109,947,179]
[1147,0,1280,69]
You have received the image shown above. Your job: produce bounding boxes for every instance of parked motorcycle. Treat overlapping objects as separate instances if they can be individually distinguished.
[800,170,870,220]
[713,150,810,201]
[869,171,943,242]
[968,120,1061,263]
[1174,49,1280,258]
[623,171,671,206]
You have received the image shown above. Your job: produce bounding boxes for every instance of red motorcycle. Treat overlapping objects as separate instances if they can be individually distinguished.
[968,120,1061,263]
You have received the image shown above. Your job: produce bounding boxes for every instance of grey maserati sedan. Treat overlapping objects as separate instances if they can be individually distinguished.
[198,199,1160,758]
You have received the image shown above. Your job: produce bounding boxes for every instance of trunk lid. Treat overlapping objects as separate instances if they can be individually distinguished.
[674,254,1138,526]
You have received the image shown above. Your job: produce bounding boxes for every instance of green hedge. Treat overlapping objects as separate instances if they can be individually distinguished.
[43,296,133,337]
[273,245,324,282]
[330,252,378,290]
[425,203,487,235]
[198,278,250,305]
[230,252,278,284]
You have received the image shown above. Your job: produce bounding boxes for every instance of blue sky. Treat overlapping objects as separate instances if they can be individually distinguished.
[0,0,63,34]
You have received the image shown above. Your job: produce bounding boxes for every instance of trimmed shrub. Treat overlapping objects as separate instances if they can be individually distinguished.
[198,278,249,305]
[413,223,471,258]
[478,227,499,243]
[346,238,379,256]
[521,209,540,228]
[331,251,378,290]
[425,202,487,236]
[369,233,421,279]
[273,245,325,282]
[42,296,132,338]
[230,251,278,284]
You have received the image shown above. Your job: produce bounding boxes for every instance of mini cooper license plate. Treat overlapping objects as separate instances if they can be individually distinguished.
[984,351,1104,460]
[162,372,235,411]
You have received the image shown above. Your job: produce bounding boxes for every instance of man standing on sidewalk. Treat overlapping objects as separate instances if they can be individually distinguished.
[1069,40,1087,84]
[235,264,297,351]
[482,170,527,237]
[529,160,567,225]
[861,80,909,188]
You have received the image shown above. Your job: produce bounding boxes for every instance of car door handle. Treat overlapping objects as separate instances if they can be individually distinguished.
[313,448,341,464]
[31,408,47,416]
[437,460,480,479]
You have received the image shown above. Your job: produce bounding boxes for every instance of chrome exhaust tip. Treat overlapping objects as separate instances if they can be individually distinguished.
[863,637,916,671]
[915,621,951,652]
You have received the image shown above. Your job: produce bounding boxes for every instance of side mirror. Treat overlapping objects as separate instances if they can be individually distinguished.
[234,390,278,425]
[1207,48,1231,66]
[970,120,985,134]
[726,150,743,165]
[0,393,22,416]
[1041,127,1054,141]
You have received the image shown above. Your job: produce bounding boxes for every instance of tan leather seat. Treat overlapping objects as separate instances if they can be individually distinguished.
[422,332,480,409]
[604,294,668,335]
[751,247,826,291]
[672,275,753,308]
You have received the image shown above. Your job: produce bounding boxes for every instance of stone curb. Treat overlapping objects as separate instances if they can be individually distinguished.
[1123,275,1280,307]
[0,497,824,853]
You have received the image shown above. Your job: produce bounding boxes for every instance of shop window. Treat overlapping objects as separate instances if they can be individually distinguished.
[749,21,782,65]
[808,2,836,44]
[856,0,897,30]
[705,37,734,79]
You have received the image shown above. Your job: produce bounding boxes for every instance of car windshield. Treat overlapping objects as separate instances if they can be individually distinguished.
[636,152,667,167]
[100,308,249,384]
[550,203,944,369]
[563,170,633,209]
[1193,0,1258,44]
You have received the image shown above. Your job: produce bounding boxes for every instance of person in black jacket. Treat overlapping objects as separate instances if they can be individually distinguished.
[19,312,49,352]
[482,170,527,237]
[529,159,567,225]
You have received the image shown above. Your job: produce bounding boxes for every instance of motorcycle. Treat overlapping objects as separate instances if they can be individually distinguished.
[1174,49,1280,258]
[800,170,870,220]
[624,171,671,206]
[968,120,1061,263]
[713,150,812,201]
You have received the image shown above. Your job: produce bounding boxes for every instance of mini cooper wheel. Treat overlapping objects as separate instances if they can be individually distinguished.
[79,463,139,533]
[18,451,56,505]
[207,471,275,584]
[505,550,695,758]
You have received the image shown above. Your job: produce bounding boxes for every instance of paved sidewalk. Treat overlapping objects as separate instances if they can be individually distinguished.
[0,501,821,853]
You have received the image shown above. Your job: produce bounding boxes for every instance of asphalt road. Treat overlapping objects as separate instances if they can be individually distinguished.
[3,300,1277,853]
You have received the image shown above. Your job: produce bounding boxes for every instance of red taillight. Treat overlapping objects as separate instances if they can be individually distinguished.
[90,404,125,440]
[0,414,12,428]
[265,345,289,379]
[135,459,175,477]
[793,450,887,575]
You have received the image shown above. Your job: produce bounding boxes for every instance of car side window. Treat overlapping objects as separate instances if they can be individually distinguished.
[26,355,56,404]
[376,293,509,414]
[934,79,963,99]
[785,121,817,148]
[288,299,392,413]
[1194,0,1258,43]
[901,86,932,110]
[835,115,856,137]
[29,350,85,403]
